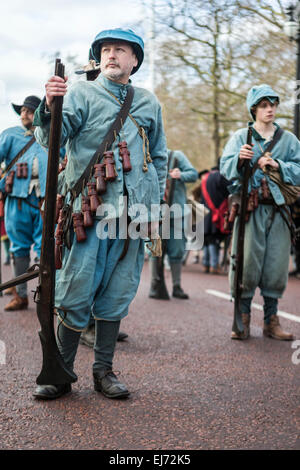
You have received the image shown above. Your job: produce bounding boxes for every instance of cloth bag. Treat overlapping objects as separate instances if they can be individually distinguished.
[263,167,300,205]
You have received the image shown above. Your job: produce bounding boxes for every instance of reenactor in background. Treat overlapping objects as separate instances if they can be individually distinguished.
[0,96,48,310]
[149,149,198,300]
[196,162,230,274]
[221,84,300,341]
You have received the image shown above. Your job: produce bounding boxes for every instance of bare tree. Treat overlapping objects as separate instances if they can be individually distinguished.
[149,0,295,169]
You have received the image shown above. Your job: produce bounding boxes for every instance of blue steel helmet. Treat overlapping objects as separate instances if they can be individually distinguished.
[90,28,144,75]
[246,84,280,120]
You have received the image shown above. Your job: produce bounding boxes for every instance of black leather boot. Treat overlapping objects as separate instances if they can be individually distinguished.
[172,285,189,299]
[117,331,128,341]
[33,383,71,400]
[93,319,129,399]
[93,369,130,398]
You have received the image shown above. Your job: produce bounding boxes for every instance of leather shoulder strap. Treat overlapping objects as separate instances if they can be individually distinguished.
[251,127,284,176]
[70,85,134,199]
[1,136,36,181]
[264,127,284,154]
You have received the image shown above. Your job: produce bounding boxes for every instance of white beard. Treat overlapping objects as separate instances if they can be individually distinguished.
[102,68,125,82]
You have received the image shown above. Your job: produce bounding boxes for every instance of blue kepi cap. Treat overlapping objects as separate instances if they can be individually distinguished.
[90,28,144,75]
[246,84,280,120]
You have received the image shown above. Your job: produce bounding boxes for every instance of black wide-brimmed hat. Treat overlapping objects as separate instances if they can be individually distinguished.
[12,95,41,115]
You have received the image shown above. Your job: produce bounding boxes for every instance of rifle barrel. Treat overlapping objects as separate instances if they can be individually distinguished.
[0,269,39,292]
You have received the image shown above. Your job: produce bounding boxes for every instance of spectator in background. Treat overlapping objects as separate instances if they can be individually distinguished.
[195,162,230,273]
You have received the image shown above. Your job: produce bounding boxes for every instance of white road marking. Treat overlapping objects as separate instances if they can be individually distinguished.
[206,289,300,324]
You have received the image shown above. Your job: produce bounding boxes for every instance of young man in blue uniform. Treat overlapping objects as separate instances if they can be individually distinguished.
[221,84,300,341]
[33,28,168,399]
[0,95,47,310]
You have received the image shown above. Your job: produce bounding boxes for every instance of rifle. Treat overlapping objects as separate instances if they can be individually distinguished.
[232,126,253,336]
[35,59,77,385]
[0,60,77,386]
[155,156,179,300]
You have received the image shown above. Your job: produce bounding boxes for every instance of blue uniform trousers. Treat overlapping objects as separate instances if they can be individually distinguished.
[229,204,291,300]
[4,190,42,258]
[166,218,186,264]
[56,220,145,331]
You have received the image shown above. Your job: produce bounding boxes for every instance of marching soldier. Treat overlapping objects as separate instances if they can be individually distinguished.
[0,95,47,310]
[149,149,198,299]
[221,84,300,341]
[33,28,168,399]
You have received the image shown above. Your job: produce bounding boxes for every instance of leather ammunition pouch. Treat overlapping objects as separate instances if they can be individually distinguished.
[59,86,135,250]
[0,136,35,187]
[228,193,241,211]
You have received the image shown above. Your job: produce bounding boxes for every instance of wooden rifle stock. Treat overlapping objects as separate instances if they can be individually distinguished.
[35,59,77,385]
[232,126,253,335]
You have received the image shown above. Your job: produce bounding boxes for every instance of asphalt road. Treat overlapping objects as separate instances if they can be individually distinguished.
[0,253,299,451]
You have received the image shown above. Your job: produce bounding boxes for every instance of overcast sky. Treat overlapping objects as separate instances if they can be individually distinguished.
[0,0,149,132]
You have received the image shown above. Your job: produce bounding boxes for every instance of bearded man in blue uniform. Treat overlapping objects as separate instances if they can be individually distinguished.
[33,28,168,400]
[0,95,48,311]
